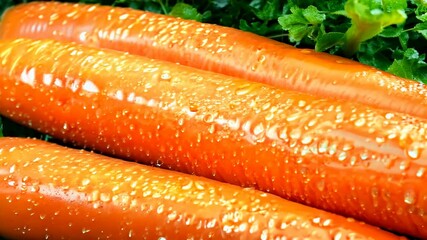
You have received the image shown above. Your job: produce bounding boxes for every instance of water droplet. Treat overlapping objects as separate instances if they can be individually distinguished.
[128,229,134,238]
[194,181,205,190]
[335,112,345,123]
[235,84,253,96]
[387,132,397,139]
[20,185,27,192]
[385,113,394,119]
[257,55,266,63]
[399,160,410,171]
[307,118,317,127]
[301,135,313,145]
[89,190,100,202]
[309,142,318,154]
[184,216,194,225]
[371,187,379,198]
[416,167,425,178]
[9,164,16,174]
[279,128,288,141]
[312,217,321,224]
[181,181,193,190]
[238,222,248,231]
[337,151,347,161]
[289,139,298,148]
[359,151,369,161]
[298,100,306,108]
[333,232,343,240]
[22,176,31,183]
[208,124,216,134]
[81,178,90,186]
[286,113,300,122]
[342,143,353,151]
[119,13,129,20]
[157,205,164,214]
[29,185,40,193]
[189,102,198,112]
[253,123,265,136]
[419,208,425,217]
[322,219,331,227]
[203,114,214,123]
[375,137,385,144]
[177,118,185,126]
[160,71,171,81]
[404,190,416,204]
[406,143,421,159]
[300,49,312,54]
[328,143,337,155]
[318,140,329,153]
[264,112,274,121]
[316,180,325,191]
[167,211,177,221]
[290,128,301,140]
[354,118,366,127]
[155,159,164,167]
[100,193,111,202]
[261,102,271,111]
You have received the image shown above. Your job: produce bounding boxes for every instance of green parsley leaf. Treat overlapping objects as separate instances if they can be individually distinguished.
[169,3,204,22]
[239,19,282,36]
[315,32,345,52]
[357,37,394,70]
[417,12,427,22]
[379,25,404,38]
[210,0,230,9]
[278,5,325,42]
[414,22,427,39]
[302,5,326,24]
[252,0,281,21]
[388,48,427,82]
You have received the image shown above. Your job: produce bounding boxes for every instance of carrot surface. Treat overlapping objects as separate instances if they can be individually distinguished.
[0,38,425,238]
[1,2,427,118]
[2,137,402,239]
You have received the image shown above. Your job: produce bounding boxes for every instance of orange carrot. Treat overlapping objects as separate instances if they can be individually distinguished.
[1,2,427,118]
[1,137,402,239]
[0,38,425,238]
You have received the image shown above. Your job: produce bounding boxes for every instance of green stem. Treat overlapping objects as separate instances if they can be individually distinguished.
[0,116,3,137]
[267,33,289,39]
[343,25,363,57]
[158,0,168,14]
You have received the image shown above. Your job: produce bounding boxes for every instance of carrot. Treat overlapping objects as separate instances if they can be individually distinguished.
[0,38,425,238]
[2,137,402,239]
[1,2,427,119]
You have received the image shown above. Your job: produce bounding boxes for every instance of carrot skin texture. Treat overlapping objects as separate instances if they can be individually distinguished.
[0,39,425,238]
[0,137,401,239]
[1,2,427,118]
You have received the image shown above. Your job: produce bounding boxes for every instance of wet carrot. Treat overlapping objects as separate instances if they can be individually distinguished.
[1,137,402,239]
[0,38,425,238]
[1,2,427,118]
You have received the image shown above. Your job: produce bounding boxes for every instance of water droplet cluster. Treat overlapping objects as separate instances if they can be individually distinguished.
[0,33,426,237]
[4,1,427,121]
[0,138,389,238]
